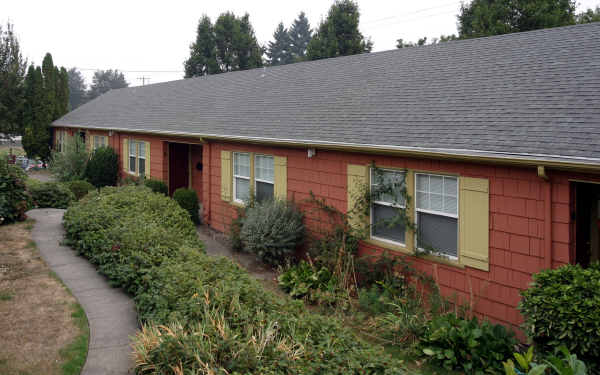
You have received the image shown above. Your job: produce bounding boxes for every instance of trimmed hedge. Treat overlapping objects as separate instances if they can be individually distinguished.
[520,263,600,370]
[172,188,200,224]
[66,180,95,200]
[27,180,74,209]
[0,158,30,224]
[143,178,168,196]
[63,185,406,374]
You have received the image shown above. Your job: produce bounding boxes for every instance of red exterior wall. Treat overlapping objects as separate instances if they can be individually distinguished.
[53,127,600,338]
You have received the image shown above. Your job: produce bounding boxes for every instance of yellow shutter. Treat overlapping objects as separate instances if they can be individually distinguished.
[347,164,368,230]
[274,156,287,200]
[144,141,151,178]
[459,177,490,271]
[221,151,232,201]
[122,138,129,172]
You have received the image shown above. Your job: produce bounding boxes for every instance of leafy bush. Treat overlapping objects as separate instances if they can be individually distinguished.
[421,314,516,374]
[64,185,406,375]
[84,146,119,187]
[240,199,304,266]
[49,136,88,182]
[65,180,95,200]
[63,185,202,294]
[278,261,337,302]
[519,263,600,370]
[143,178,168,195]
[27,180,74,209]
[0,158,30,224]
[172,188,200,224]
[504,346,588,375]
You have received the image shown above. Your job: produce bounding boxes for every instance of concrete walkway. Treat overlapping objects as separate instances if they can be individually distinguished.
[27,208,137,375]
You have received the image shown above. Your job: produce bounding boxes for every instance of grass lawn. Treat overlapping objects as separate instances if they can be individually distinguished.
[0,220,89,375]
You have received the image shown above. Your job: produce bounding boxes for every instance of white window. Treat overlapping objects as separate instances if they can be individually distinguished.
[93,135,107,150]
[233,152,251,202]
[415,173,459,259]
[370,168,407,245]
[255,155,274,202]
[57,130,65,152]
[138,142,146,177]
[129,141,137,173]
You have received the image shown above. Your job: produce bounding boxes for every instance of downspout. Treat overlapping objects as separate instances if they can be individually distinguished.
[539,166,553,269]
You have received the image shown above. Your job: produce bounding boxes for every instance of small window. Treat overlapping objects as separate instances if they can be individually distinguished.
[138,142,145,176]
[93,135,107,151]
[415,173,458,258]
[57,130,65,152]
[129,141,137,173]
[370,168,407,245]
[233,152,251,202]
[255,155,274,202]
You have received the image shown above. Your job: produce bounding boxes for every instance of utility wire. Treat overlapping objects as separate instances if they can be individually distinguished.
[362,0,462,25]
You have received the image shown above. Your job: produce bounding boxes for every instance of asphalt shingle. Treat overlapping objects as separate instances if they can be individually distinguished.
[54,23,600,165]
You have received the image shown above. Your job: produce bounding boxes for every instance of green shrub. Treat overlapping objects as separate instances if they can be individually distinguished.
[49,136,89,182]
[65,180,95,200]
[240,199,304,266]
[519,263,600,370]
[63,185,202,294]
[64,185,406,375]
[504,346,588,375]
[27,180,74,209]
[421,314,516,374]
[278,261,341,305]
[0,158,30,224]
[84,146,119,187]
[172,188,200,224]
[143,178,168,195]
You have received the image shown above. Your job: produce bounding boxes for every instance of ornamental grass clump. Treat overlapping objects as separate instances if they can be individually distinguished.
[240,199,304,266]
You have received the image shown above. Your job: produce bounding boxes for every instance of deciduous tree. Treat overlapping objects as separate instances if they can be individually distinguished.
[458,0,576,38]
[306,0,372,61]
[87,69,128,101]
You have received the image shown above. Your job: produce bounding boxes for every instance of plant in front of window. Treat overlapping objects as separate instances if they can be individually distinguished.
[239,199,304,266]
[173,188,201,224]
[84,146,119,187]
[49,135,89,182]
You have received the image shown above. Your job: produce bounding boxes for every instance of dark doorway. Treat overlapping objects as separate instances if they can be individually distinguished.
[573,182,600,267]
[169,143,189,196]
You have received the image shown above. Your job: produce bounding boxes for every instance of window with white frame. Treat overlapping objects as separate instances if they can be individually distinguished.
[93,135,107,150]
[57,130,65,152]
[233,152,251,202]
[255,155,274,202]
[128,140,146,176]
[415,173,459,258]
[370,168,407,244]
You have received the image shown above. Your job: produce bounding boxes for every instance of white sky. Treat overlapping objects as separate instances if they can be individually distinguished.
[4,0,599,87]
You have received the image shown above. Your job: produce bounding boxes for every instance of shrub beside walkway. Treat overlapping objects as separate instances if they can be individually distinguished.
[28,208,137,375]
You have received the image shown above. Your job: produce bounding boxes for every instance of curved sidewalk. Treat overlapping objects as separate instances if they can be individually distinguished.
[28,208,138,375]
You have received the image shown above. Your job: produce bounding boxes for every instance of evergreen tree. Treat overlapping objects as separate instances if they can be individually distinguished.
[67,67,87,109]
[22,66,51,161]
[289,12,312,61]
[41,53,56,121]
[184,15,219,77]
[87,69,128,100]
[55,67,69,116]
[458,0,576,38]
[0,22,27,138]
[306,0,372,61]
[267,23,293,66]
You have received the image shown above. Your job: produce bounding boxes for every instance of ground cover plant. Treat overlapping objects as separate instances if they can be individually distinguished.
[143,178,168,195]
[65,180,95,200]
[26,180,74,209]
[63,185,405,374]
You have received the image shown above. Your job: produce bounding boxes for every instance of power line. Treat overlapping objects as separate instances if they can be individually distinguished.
[77,68,184,73]
[367,9,459,30]
[137,76,151,86]
[362,0,462,25]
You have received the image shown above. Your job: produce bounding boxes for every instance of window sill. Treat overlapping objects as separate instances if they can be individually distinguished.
[230,200,246,208]
[363,238,465,269]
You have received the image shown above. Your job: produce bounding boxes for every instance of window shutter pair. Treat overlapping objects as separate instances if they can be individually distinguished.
[346,164,490,271]
[220,150,287,202]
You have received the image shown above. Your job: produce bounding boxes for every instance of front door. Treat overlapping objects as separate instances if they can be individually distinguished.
[573,182,600,267]
[169,143,189,196]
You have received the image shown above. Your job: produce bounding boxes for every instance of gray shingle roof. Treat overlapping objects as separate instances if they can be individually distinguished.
[54,23,600,166]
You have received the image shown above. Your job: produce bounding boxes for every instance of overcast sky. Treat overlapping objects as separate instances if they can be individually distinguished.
[4,0,599,87]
